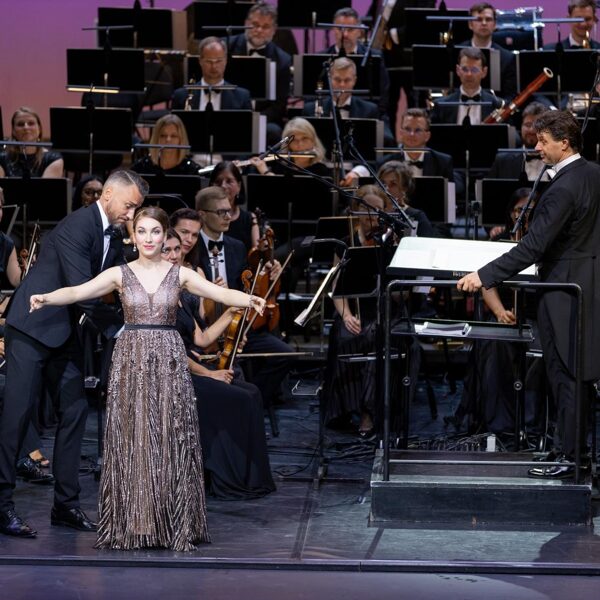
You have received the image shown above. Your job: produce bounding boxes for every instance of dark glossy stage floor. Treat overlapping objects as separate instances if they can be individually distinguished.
[1,375,600,598]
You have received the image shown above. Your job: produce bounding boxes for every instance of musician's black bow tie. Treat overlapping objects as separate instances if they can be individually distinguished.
[203,88,221,95]
[250,46,267,57]
[208,240,224,252]
[461,94,481,102]
[104,225,121,239]
[407,159,424,168]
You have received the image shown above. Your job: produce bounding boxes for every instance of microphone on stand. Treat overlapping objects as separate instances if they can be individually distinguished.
[258,135,294,160]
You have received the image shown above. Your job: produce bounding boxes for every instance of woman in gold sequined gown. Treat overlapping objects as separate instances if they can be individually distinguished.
[29,207,265,551]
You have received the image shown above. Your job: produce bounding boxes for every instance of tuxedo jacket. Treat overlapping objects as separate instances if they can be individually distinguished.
[457,41,517,99]
[6,203,124,347]
[171,83,252,111]
[479,157,600,380]
[378,147,455,180]
[321,43,390,116]
[194,235,247,292]
[228,34,291,124]
[430,89,503,124]
[302,96,396,147]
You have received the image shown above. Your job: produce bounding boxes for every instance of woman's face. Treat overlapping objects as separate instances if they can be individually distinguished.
[158,123,181,146]
[161,236,183,265]
[511,196,532,227]
[381,173,405,204]
[133,217,165,258]
[288,131,314,166]
[12,111,40,142]
[80,180,103,207]
[213,169,240,206]
[358,194,385,239]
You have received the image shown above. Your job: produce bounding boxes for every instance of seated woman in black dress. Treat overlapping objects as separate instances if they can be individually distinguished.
[0,107,63,178]
[131,114,200,175]
[163,229,275,499]
[377,161,436,238]
[207,161,259,252]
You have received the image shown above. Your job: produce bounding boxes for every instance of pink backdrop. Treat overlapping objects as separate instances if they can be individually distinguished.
[0,1,565,137]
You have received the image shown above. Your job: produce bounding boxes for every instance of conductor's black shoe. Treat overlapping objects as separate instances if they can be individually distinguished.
[16,457,55,485]
[528,454,590,479]
[51,506,97,532]
[0,509,37,538]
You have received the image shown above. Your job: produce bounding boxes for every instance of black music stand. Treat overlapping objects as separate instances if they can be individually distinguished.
[97,6,186,49]
[403,8,471,46]
[50,107,132,174]
[0,178,71,244]
[67,48,146,93]
[412,45,500,92]
[245,173,335,245]
[305,117,383,162]
[311,216,356,264]
[410,176,455,223]
[187,1,254,39]
[143,193,190,215]
[294,54,383,100]
[173,109,263,156]
[141,174,203,210]
[186,55,273,100]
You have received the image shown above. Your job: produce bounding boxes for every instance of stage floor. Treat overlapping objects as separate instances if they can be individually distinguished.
[1,377,599,598]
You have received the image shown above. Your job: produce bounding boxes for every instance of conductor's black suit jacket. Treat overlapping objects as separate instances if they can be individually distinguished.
[6,203,123,347]
[479,157,600,381]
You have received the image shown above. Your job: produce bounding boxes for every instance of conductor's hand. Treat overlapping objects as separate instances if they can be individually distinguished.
[30,294,47,312]
[343,314,362,336]
[457,272,483,293]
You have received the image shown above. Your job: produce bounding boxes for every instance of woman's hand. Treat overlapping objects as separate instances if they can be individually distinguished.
[249,295,266,315]
[208,369,234,384]
[343,314,362,335]
[29,294,46,312]
[248,156,271,175]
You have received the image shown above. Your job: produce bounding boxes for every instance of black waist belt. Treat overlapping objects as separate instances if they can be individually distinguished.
[123,324,177,331]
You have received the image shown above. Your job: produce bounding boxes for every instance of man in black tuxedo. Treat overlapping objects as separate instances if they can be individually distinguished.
[431,47,503,125]
[227,2,291,141]
[0,170,147,537]
[458,111,600,478]
[543,0,600,50]
[322,7,390,118]
[457,3,517,100]
[488,102,550,181]
[193,187,292,420]
[171,37,252,111]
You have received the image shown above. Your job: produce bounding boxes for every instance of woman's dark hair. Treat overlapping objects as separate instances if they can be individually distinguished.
[72,175,104,210]
[166,228,182,242]
[133,206,170,233]
[503,187,532,234]
[209,161,246,205]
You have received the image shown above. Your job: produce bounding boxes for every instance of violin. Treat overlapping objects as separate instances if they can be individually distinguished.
[19,223,40,280]
[246,209,281,332]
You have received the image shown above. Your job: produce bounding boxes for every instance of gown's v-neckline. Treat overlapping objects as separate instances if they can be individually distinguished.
[125,262,176,296]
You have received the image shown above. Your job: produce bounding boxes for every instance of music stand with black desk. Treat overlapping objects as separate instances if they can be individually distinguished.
[410,176,456,224]
[294,54,383,102]
[403,8,471,46]
[412,45,501,92]
[140,174,203,211]
[97,6,187,49]
[304,117,383,162]
[185,55,275,100]
[173,109,265,158]
[50,107,133,175]
[187,1,254,40]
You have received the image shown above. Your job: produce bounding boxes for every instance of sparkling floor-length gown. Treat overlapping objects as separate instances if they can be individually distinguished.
[96,263,210,551]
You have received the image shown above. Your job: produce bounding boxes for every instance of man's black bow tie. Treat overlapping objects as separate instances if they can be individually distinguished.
[461,94,481,102]
[407,159,424,168]
[203,88,221,95]
[208,240,224,252]
[104,225,121,239]
[250,46,267,57]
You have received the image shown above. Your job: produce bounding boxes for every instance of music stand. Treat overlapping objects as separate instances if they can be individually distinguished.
[0,178,71,241]
[277,0,349,28]
[294,54,383,99]
[428,124,514,170]
[403,8,471,46]
[331,246,383,299]
[173,109,265,156]
[50,107,132,174]
[310,216,356,264]
[67,48,146,93]
[410,176,456,223]
[187,1,254,39]
[245,173,335,245]
[185,55,274,100]
[143,193,190,215]
[412,45,501,92]
[141,174,202,210]
[305,117,383,162]
[97,7,187,50]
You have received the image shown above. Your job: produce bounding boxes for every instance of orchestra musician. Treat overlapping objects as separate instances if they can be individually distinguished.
[0,107,63,178]
[543,0,600,49]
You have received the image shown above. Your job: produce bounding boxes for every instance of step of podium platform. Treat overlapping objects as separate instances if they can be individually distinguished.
[370,449,592,527]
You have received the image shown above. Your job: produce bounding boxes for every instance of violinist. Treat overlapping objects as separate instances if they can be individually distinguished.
[324,185,396,438]
[193,186,293,416]
[208,161,260,251]
[163,230,276,499]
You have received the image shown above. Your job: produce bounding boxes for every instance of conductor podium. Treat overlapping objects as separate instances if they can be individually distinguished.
[369,237,592,528]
